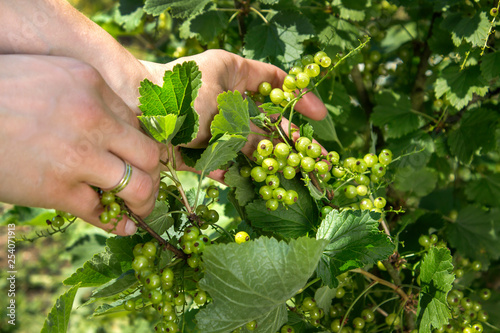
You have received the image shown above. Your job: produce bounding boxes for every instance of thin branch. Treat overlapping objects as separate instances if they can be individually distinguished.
[351,268,409,304]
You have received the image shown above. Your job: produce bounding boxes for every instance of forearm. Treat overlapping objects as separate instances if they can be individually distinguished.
[0,0,148,112]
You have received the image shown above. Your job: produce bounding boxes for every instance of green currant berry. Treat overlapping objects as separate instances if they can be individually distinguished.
[145,274,161,290]
[133,243,144,258]
[257,139,274,157]
[301,157,316,172]
[206,209,219,223]
[361,309,375,322]
[295,137,311,153]
[327,151,340,164]
[289,66,302,75]
[51,216,65,228]
[274,142,290,159]
[252,150,264,165]
[295,72,310,89]
[245,320,257,331]
[370,173,381,183]
[287,153,301,167]
[157,189,168,201]
[124,299,136,311]
[142,242,157,257]
[99,211,110,224]
[301,54,314,66]
[173,293,186,306]
[270,88,285,105]
[372,163,387,177]
[304,63,320,78]
[273,187,287,201]
[355,159,368,173]
[355,174,370,186]
[195,205,209,218]
[343,157,357,170]
[344,185,357,199]
[314,51,327,65]
[306,143,322,158]
[319,56,332,67]
[356,185,368,196]
[330,319,341,331]
[283,74,297,90]
[332,167,346,178]
[262,158,279,174]
[302,296,316,310]
[472,260,482,271]
[419,235,430,248]
[161,268,174,282]
[240,165,252,178]
[251,166,267,182]
[187,254,200,268]
[235,231,250,244]
[360,198,373,210]
[335,287,346,298]
[184,226,200,241]
[192,240,205,253]
[265,174,280,189]
[309,307,323,320]
[490,7,498,17]
[258,82,272,96]
[315,161,329,175]
[281,324,295,333]
[282,165,296,180]
[206,185,219,198]
[379,151,392,165]
[363,153,378,167]
[182,241,195,254]
[374,197,387,209]
[284,190,298,205]
[101,191,115,205]
[479,288,491,301]
[353,317,365,329]
[385,313,400,326]
[259,185,274,200]
[266,198,279,211]
[321,206,333,218]
[132,255,149,272]
[194,290,207,305]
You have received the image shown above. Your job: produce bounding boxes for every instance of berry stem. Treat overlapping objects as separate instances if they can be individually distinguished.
[127,209,186,259]
[339,281,379,333]
[351,268,409,303]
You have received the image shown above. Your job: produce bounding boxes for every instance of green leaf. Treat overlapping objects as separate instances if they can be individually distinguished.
[211,91,251,141]
[92,289,141,317]
[196,237,328,333]
[243,12,314,64]
[115,3,144,32]
[333,0,367,22]
[0,206,56,226]
[194,134,246,175]
[387,131,435,170]
[447,108,498,164]
[41,284,80,333]
[144,201,173,235]
[138,78,173,117]
[465,174,500,207]
[246,176,319,238]
[224,163,256,206]
[316,210,394,277]
[308,112,340,143]
[446,206,500,262]
[380,22,417,53]
[138,114,180,144]
[314,286,338,314]
[89,270,137,300]
[63,235,142,287]
[371,90,422,138]
[394,167,438,197]
[143,0,210,18]
[440,11,491,47]
[325,81,352,124]
[416,247,454,333]
[179,8,228,44]
[434,65,489,110]
[481,51,500,80]
[318,16,361,50]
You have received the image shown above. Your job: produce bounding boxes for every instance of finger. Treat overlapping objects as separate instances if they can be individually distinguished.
[61,184,138,236]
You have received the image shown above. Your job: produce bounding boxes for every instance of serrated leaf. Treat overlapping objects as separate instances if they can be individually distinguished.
[446,206,500,262]
[332,0,367,22]
[179,8,228,44]
[194,134,246,175]
[211,91,251,141]
[394,167,438,197]
[318,16,361,50]
[259,102,284,116]
[63,235,142,287]
[387,131,435,169]
[138,114,180,144]
[380,22,417,53]
[179,147,204,168]
[89,270,137,300]
[465,174,500,207]
[41,284,80,333]
[92,289,141,317]
[447,108,498,164]
[115,3,144,32]
[481,51,500,80]
[314,286,338,314]
[224,163,255,206]
[371,90,422,138]
[143,201,173,235]
[246,176,319,238]
[434,65,489,110]
[243,12,314,64]
[308,112,340,143]
[316,210,394,277]
[196,237,328,333]
[143,0,210,18]
[416,247,454,333]
[441,11,491,47]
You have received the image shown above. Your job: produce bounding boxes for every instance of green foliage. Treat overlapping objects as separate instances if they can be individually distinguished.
[41,284,80,333]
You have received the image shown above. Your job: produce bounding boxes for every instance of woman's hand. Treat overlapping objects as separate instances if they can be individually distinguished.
[141,50,328,181]
[0,55,161,235]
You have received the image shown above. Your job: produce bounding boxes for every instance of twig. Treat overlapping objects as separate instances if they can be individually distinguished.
[351,268,409,304]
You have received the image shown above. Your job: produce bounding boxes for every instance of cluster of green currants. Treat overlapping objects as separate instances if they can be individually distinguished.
[178,225,212,267]
[99,191,123,224]
[193,185,221,229]
[48,210,75,228]
[128,240,210,332]
[253,51,332,107]
[334,149,393,212]
[231,320,258,332]
[417,233,448,250]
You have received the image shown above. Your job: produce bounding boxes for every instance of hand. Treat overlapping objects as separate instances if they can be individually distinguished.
[141,50,328,181]
[0,55,161,236]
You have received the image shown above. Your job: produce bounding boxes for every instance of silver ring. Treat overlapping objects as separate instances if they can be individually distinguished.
[110,161,132,194]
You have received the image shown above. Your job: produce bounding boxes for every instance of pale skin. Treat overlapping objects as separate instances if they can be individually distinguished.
[0,0,327,236]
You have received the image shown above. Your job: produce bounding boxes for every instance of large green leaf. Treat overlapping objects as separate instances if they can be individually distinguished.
[224,163,256,206]
[318,16,361,50]
[434,65,489,110]
[380,22,418,53]
[416,247,454,333]
[179,7,228,44]
[447,108,498,164]
[246,176,319,238]
[143,0,210,18]
[138,114,180,144]
[480,51,500,80]
[446,206,500,263]
[194,134,246,175]
[210,91,251,141]
[196,237,328,333]
[143,200,173,235]
[371,90,422,138]
[465,174,500,207]
[440,11,491,47]
[243,11,314,64]
[394,167,438,197]
[41,284,80,333]
[316,210,394,278]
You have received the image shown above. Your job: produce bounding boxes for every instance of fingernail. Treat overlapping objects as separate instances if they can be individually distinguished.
[125,218,138,235]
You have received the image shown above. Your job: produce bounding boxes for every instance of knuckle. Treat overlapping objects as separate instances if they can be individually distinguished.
[129,174,154,206]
